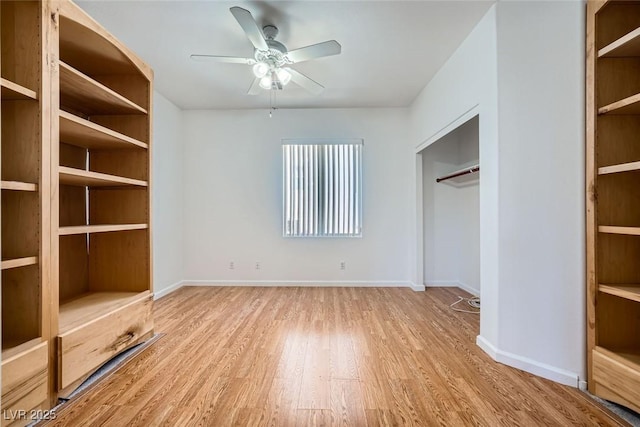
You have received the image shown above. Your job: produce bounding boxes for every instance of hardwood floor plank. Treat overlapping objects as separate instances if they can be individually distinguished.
[329,380,367,426]
[42,287,629,427]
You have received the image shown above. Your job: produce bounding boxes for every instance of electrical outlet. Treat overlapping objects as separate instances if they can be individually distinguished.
[340,261,346,270]
[255,262,261,270]
[229,261,235,270]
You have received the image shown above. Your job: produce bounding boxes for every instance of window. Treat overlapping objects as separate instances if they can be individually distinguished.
[283,139,363,237]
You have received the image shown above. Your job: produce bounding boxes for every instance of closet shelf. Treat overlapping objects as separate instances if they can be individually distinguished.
[599,284,640,304]
[599,161,640,175]
[59,291,150,334]
[599,225,640,236]
[59,223,148,236]
[1,256,38,271]
[1,181,38,191]
[59,61,147,115]
[59,166,147,188]
[1,77,37,100]
[599,27,640,57]
[60,111,148,150]
[599,93,640,115]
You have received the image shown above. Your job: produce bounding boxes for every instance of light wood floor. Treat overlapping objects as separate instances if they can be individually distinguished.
[45,286,626,426]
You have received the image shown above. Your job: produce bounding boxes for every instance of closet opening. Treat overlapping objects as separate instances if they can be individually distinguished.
[418,114,480,298]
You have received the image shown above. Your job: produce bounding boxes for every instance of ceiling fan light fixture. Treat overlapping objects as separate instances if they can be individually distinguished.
[276,68,291,86]
[259,74,273,89]
[252,62,269,78]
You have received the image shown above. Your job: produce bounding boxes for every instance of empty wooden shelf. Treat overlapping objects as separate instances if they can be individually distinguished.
[598,161,640,175]
[59,111,148,150]
[59,223,148,236]
[599,27,640,57]
[59,166,147,187]
[598,93,640,115]
[59,61,147,115]
[1,257,38,271]
[598,226,640,236]
[599,284,640,304]
[1,78,37,101]
[1,181,38,192]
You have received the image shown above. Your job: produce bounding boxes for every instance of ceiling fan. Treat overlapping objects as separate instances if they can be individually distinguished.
[191,6,341,95]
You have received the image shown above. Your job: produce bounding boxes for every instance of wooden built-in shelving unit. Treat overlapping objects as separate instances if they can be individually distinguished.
[0,1,50,424]
[587,0,640,414]
[0,0,153,421]
[54,0,154,398]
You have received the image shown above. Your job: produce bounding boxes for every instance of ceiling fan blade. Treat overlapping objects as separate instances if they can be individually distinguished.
[286,40,341,64]
[230,6,269,52]
[247,78,261,95]
[285,68,324,95]
[190,54,256,65]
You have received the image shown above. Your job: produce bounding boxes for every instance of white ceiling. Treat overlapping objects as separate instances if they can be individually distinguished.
[77,1,493,110]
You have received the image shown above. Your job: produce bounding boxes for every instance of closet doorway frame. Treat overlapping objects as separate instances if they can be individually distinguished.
[414,104,480,291]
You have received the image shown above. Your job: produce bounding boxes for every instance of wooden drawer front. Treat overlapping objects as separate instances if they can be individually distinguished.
[58,296,153,390]
[1,342,48,426]
[593,347,640,410]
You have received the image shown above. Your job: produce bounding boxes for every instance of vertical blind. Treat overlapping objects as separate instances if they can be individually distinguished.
[283,139,363,237]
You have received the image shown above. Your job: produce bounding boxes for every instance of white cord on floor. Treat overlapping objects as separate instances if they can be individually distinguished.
[450,295,480,314]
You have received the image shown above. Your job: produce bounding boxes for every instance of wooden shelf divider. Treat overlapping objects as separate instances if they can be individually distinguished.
[1,180,38,191]
[598,226,640,236]
[59,166,147,187]
[59,111,148,150]
[59,61,147,115]
[1,77,37,100]
[599,27,640,58]
[1,256,38,271]
[599,284,640,304]
[59,223,148,236]
[599,161,640,175]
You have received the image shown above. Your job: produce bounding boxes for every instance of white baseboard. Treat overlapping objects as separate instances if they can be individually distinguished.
[154,280,185,300]
[425,280,479,296]
[578,380,588,391]
[476,335,579,388]
[182,280,413,288]
[410,282,426,292]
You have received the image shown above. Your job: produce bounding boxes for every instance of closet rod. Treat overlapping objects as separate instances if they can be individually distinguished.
[436,166,479,183]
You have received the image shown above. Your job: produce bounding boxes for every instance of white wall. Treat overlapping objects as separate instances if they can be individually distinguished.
[182,108,412,285]
[495,0,585,384]
[152,91,184,298]
[410,2,586,387]
[421,118,480,295]
[409,5,500,344]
